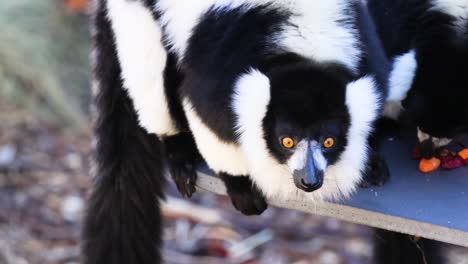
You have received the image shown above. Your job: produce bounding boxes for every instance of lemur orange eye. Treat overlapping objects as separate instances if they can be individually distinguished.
[281,137,295,149]
[323,137,335,148]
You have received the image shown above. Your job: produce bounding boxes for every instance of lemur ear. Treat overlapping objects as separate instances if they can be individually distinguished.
[232,69,271,136]
[232,69,286,199]
[324,76,382,199]
[345,76,381,128]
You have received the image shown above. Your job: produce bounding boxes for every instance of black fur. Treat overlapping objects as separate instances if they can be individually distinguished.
[219,173,268,215]
[404,7,468,138]
[82,1,165,263]
[367,0,431,57]
[369,0,468,153]
[354,1,392,187]
[355,0,391,96]
[162,52,188,132]
[263,60,352,166]
[163,133,201,198]
[360,153,390,187]
[374,229,445,264]
[360,119,393,188]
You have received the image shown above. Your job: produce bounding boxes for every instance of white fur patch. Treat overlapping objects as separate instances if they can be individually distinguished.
[417,127,431,142]
[383,50,417,119]
[286,141,327,174]
[287,140,308,173]
[417,127,453,147]
[432,0,468,33]
[387,51,417,102]
[156,0,216,59]
[106,0,178,136]
[233,71,379,202]
[312,144,328,172]
[432,137,453,148]
[183,99,249,176]
[275,0,362,72]
[382,102,403,121]
[156,0,361,70]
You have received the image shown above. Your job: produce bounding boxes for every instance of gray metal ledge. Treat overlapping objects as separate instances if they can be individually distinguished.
[195,136,468,247]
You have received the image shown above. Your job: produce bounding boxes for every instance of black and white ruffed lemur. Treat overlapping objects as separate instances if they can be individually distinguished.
[369,0,468,158]
[83,0,390,263]
[368,1,468,263]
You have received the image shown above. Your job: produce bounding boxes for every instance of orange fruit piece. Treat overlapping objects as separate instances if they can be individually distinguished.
[458,149,468,160]
[419,157,441,173]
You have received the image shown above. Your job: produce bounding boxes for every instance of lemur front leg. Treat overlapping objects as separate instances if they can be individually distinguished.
[360,121,390,188]
[219,173,268,215]
[163,133,202,198]
[360,152,390,188]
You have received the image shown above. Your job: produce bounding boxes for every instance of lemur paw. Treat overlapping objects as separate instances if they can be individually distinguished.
[164,134,201,198]
[230,186,268,216]
[220,174,268,215]
[360,153,390,188]
[168,158,198,198]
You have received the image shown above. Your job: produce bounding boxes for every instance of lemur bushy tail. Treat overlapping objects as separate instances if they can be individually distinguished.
[81,1,166,263]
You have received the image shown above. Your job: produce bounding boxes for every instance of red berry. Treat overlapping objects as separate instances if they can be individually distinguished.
[441,155,464,170]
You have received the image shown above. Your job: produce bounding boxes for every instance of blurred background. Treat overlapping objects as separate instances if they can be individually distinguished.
[0,1,467,264]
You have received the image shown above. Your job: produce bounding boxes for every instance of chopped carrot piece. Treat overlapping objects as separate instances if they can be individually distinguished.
[458,149,468,160]
[419,158,441,173]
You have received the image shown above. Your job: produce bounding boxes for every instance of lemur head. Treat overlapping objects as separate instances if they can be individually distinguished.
[263,63,351,192]
[233,61,381,200]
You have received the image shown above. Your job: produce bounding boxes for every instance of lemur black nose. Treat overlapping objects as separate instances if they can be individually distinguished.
[299,178,323,192]
[293,151,325,193]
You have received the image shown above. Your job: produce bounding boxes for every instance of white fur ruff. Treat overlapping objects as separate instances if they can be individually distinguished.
[106,0,178,136]
[183,99,250,176]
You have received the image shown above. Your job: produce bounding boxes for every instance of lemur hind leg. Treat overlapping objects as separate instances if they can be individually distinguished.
[219,173,268,215]
[163,132,202,198]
